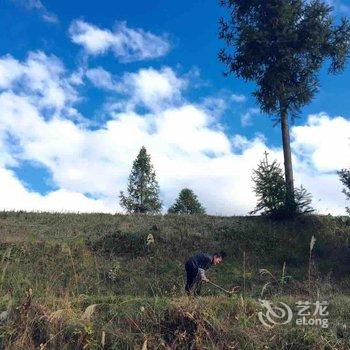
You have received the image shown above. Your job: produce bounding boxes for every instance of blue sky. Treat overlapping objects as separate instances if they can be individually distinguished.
[0,0,349,214]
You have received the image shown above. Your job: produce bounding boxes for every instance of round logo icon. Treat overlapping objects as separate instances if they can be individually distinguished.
[258,299,293,327]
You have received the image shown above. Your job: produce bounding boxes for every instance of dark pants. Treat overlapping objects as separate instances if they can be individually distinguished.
[185,260,202,296]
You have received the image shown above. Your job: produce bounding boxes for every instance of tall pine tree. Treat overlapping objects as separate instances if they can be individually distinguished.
[120,147,162,214]
[168,188,206,214]
[219,0,350,213]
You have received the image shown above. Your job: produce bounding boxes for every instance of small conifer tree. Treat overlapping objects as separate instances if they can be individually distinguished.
[251,152,313,218]
[168,188,206,214]
[120,146,162,214]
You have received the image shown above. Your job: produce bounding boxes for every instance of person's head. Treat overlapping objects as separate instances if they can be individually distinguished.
[212,251,227,265]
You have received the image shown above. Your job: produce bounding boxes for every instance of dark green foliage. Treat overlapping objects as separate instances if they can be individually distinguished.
[168,188,206,214]
[251,153,286,216]
[218,0,350,118]
[338,168,350,214]
[87,230,146,256]
[120,146,162,214]
[294,185,314,215]
[219,0,350,211]
[251,153,314,218]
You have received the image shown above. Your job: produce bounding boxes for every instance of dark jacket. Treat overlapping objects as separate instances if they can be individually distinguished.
[187,253,213,278]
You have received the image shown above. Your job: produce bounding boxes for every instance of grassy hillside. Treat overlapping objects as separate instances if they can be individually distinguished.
[0,211,349,349]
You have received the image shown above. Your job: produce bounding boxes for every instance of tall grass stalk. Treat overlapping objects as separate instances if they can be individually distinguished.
[280,262,286,293]
[101,331,106,348]
[1,247,12,288]
[243,251,246,297]
[67,247,79,296]
[308,235,316,288]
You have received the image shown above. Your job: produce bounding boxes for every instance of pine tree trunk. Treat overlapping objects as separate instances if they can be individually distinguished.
[280,109,295,208]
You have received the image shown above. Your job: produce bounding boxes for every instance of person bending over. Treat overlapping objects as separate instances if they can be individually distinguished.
[185,251,227,296]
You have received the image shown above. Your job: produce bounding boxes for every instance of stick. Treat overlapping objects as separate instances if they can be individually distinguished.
[207,280,233,294]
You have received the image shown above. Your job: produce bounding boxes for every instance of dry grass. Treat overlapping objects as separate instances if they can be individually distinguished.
[0,211,349,349]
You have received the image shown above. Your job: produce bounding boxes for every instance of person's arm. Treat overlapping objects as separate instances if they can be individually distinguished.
[198,268,209,282]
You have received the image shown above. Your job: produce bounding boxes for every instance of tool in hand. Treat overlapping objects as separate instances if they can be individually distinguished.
[207,280,240,295]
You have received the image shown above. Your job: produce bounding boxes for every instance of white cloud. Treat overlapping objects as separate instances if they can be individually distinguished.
[231,93,246,103]
[0,51,348,215]
[119,67,186,111]
[86,67,116,90]
[69,20,170,62]
[200,97,227,119]
[85,66,187,112]
[292,114,350,172]
[241,108,260,127]
[0,167,112,213]
[0,51,78,113]
[11,0,58,23]
[295,172,346,215]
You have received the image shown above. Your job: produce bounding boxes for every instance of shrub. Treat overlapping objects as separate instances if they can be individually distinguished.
[168,188,206,214]
[251,152,314,218]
